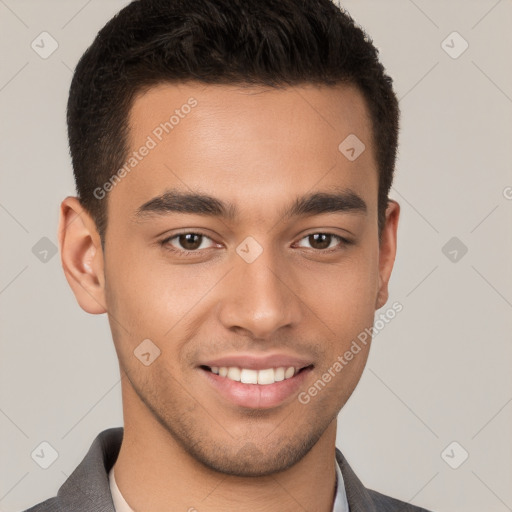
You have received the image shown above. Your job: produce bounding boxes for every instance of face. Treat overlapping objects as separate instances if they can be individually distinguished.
[61,81,399,477]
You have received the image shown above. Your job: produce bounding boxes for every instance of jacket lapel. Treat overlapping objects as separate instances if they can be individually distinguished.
[335,447,377,512]
[56,427,123,512]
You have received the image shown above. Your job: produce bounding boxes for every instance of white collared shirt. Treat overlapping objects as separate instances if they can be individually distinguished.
[109,458,349,512]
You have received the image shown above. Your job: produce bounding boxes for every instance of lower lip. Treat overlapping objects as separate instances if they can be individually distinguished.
[200,367,313,409]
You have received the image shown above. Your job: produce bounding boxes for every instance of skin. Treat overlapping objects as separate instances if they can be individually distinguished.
[59,82,399,512]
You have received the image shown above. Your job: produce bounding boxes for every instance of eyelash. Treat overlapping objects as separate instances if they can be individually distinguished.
[159,231,353,257]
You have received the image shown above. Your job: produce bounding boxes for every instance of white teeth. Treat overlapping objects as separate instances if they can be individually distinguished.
[257,368,275,385]
[274,367,285,381]
[227,367,241,382]
[285,366,295,379]
[240,368,258,384]
[211,366,301,385]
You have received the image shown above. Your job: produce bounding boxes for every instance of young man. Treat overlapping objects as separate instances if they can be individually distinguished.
[25,0,433,510]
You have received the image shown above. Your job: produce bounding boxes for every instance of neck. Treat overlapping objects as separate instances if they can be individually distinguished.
[113,375,339,512]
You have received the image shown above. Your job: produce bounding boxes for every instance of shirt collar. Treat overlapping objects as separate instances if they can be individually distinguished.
[333,453,350,512]
[109,456,349,512]
[109,465,134,512]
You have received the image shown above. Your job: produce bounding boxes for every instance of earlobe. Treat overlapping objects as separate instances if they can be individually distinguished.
[375,199,400,310]
[375,281,387,310]
[58,196,107,314]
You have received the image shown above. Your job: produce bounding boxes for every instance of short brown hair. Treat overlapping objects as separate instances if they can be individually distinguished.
[67,0,400,243]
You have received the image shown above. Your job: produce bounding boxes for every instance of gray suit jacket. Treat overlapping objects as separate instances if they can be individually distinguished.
[22,427,433,511]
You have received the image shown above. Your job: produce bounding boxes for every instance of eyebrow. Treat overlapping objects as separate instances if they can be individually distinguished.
[133,186,367,222]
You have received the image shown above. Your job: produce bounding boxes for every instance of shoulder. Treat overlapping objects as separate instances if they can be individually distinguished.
[21,497,59,512]
[20,427,123,512]
[335,447,435,512]
[367,487,434,511]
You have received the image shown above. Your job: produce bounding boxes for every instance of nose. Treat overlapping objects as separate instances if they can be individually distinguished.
[216,245,302,340]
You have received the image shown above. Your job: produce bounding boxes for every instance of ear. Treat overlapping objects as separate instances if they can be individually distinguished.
[58,196,107,314]
[375,199,400,310]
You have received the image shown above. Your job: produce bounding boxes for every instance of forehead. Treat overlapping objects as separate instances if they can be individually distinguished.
[128,81,373,153]
[108,81,377,226]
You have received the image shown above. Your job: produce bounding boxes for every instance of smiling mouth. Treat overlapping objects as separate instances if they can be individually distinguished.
[200,364,314,385]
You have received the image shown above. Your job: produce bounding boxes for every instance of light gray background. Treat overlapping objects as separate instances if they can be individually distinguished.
[1,1,511,511]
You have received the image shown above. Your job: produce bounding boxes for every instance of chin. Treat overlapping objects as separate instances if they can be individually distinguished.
[181,433,320,477]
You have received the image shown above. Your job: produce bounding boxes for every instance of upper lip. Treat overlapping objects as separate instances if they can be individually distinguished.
[199,352,314,370]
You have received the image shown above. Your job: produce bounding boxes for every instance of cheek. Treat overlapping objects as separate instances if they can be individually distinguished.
[301,247,380,332]
[104,245,220,338]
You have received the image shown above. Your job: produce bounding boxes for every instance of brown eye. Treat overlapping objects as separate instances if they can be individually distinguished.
[297,232,348,251]
[161,232,216,255]
[177,233,203,250]
[307,233,332,250]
